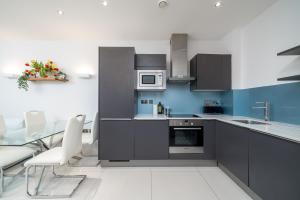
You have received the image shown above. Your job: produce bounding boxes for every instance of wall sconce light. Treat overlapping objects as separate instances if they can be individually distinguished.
[77,73,92,79]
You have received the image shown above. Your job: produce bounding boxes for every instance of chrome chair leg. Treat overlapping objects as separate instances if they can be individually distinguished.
[26,165,86,199]
[34,166,46,195]
[0,168,3,196]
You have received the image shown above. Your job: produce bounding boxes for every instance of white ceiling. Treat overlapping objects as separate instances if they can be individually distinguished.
[0,0,277,40]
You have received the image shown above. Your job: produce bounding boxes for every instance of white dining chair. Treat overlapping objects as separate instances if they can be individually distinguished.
[24,111,63,149]
[24,115,86,198]
[0,115,36,196]
[82,112,99,156]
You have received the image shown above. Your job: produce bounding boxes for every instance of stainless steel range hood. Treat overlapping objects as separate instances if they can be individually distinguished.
[168,34,195,82]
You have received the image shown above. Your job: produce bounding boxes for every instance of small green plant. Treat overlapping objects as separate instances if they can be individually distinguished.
[17,73,30,91]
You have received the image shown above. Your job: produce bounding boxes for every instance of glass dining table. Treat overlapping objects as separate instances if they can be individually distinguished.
[0,120,92,148]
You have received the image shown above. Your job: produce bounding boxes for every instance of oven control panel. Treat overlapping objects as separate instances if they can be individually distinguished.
[169,119,202,127]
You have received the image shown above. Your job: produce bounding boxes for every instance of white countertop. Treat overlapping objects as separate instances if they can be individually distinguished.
[134,114,300,144]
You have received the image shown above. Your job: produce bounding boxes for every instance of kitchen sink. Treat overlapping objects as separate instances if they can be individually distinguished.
[232,119,270,125]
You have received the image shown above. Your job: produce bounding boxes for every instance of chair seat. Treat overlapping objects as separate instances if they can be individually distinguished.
[42,133,64,147]
[82,132,93,144]
[24,147,63,167]
[0,146,36,168]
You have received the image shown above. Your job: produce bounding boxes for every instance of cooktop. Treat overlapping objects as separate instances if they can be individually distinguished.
[168,114,200,118]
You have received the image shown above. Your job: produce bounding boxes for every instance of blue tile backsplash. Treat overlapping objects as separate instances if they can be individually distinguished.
[137,84,222,114]
[224,82,300,125]
[138,82,300,125]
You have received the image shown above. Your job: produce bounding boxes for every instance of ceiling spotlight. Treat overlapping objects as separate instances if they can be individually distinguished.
[101,0,108,7]
[215,1,222,8]
[57,10,64,15]
[158,0,168,8]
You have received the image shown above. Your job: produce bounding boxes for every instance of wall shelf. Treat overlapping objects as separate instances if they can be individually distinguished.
[277,75,300,81]
[277,45,300,56]
[28,77,68,82]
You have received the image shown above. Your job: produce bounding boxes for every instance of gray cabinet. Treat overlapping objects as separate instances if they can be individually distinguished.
[202,120,216,160]
[99,47,135,118]
[135,54,167,70]
[249,131,300,200]
[100,120,134,161]
[190,54,231,91]
[216,122,249,185]
[134,120,169,160]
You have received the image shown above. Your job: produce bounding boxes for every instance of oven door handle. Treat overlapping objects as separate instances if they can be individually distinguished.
[173,128,202,131]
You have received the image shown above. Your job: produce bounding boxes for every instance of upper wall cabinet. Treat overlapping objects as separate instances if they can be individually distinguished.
[135,54,167,70]
[190,54,231,91]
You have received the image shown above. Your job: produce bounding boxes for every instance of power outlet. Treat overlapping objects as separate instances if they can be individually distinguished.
[141,99,148,104]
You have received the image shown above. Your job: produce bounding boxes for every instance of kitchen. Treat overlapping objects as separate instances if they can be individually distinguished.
[99,33,300,200]
[0,0,300,200]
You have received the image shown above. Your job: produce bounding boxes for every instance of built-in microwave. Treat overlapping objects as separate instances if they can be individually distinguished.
[136,70,166,91]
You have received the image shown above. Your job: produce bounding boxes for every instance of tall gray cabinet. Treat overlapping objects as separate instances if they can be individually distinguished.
[99,47,135,119]
[99,47,135,160]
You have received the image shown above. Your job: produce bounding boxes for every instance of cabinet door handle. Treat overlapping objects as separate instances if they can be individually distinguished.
[100,118,132,121]
[173,128,202,131]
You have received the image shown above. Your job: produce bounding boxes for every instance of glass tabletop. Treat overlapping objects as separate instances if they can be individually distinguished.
[0,120,92,146]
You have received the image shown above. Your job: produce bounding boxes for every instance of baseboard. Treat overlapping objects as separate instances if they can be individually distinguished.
[101,160,217,167]
[218,163,263,200]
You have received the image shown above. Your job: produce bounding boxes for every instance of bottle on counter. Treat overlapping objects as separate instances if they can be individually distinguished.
[157,102,164,115]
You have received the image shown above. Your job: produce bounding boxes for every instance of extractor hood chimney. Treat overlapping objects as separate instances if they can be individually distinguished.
[168,33,195,82]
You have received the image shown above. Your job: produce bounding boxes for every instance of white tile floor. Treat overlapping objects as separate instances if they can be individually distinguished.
[1,158,253,200]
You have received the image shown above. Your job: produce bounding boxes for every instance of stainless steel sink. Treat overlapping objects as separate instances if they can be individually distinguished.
[232,119,270,125]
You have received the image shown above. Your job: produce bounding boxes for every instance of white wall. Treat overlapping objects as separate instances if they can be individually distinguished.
[0,41,98,120]
[0,39,227,120]
[224,0,300,89]
[222,29,244,89]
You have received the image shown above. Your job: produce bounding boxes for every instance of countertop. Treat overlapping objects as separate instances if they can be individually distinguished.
[134,114,300,144]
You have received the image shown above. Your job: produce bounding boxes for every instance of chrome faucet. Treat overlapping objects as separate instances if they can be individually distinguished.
[252,101,271,121]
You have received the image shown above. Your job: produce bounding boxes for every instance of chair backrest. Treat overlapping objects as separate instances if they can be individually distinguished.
[61,115,86,164]
[0,115,6,137]
[91,112,99,144]
[24,111,46,134]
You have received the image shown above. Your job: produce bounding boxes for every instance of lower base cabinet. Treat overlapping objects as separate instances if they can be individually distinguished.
[202,120,216,160]
[134,120,169,160]
[100,120,134,161]
[249,132,300,200]
[216,122,249,185]
[100,119,300,200]
[100,120,169,161]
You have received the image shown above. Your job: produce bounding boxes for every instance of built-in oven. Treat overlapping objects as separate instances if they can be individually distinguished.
[135,70,166,91]
[169,119,203,154]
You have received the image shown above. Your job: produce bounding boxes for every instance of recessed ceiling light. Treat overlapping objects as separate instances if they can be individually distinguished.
[215,1,222,8]
[57,10,64,15]
[101,0,108,7]
[158,0,168,8]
